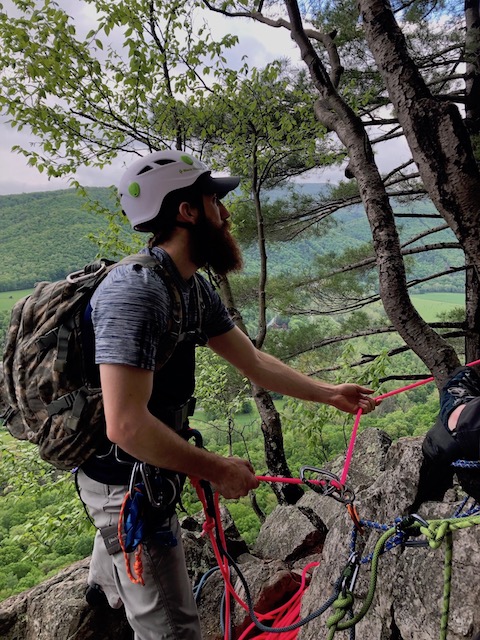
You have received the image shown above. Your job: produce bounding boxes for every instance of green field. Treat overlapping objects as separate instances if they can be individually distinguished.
[0,289,32,311]
[409,292,464,321]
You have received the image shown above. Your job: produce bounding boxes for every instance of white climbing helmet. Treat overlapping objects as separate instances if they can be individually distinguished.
[118,149,240,230]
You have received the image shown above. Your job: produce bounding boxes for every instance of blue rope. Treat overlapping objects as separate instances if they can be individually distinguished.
[193,566,220,601]
[350,518,407,564]
[451,459,480,469]
[350,495,480,566]
[453,498,480,518]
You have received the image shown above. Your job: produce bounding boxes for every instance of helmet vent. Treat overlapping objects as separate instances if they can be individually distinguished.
[135,160,175,176]
[137,165,154,176]
[153,159,176,166]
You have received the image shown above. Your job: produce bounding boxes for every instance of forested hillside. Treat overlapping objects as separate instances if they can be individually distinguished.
[0,188,121,291]
[0,186,464,293]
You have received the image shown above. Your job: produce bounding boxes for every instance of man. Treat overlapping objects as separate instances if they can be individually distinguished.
[77,149,377,640]
[415,365,480,509]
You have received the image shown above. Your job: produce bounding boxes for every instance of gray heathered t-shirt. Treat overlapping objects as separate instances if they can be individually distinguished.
[90,247,235,369]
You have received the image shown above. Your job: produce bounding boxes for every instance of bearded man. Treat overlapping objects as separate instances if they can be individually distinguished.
[76,150,376,640]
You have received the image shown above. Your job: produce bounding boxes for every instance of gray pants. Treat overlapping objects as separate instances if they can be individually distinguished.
[77,470,202,640]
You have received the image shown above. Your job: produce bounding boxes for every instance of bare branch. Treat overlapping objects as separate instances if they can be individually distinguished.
[309,331,465,377]
[285,322,464,360]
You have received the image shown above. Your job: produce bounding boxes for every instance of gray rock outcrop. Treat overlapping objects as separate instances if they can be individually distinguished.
[298,432,480,640]
[1,428,480,639]
[0,559,132,640]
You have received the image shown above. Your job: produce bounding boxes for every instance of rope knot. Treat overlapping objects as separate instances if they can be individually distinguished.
[202,520,215,536]
[326,591,354,628]
[420,521,450,549]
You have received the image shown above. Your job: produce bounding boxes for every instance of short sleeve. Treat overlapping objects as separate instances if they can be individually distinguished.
[90,264,171,370]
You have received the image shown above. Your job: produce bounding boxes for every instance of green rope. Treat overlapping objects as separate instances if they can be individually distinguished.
[325,512,480,639]
[326,526,396,636]
[418,513,480,549]
[440,531,453,640]
[326,592,354,640]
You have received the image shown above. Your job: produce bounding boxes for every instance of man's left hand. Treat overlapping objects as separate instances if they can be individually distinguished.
[331,384,378,414]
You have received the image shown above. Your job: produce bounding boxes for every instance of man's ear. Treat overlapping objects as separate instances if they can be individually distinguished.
[177,201,199,226]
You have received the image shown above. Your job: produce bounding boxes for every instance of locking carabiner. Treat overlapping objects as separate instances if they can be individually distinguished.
[395,513,430,547]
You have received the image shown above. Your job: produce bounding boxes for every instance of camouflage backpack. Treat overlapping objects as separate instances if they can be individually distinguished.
[1,253,184,471]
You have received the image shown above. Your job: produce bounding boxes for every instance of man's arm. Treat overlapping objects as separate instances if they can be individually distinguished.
[208,326,376,414]
[99,363,259,499]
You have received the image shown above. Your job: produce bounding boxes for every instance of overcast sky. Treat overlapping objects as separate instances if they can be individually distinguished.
[0,1,410,196]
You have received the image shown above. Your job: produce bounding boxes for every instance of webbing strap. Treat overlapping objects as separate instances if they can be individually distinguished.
[37,328,58,352]
[0,406,17,422]
[54,325,71,373]
[47,387,89,432]
[167,397,197,431]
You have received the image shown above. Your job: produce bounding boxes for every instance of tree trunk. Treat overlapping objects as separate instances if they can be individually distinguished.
[358,0,480,279]
[252,383,304,504]
[465,0,480,134]
[465,260,480,364]
[283,0,460,386]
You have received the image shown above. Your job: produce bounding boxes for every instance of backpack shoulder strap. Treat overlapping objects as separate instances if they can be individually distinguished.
[188,274,207,346]
[113,253,183,369]
[112,253,207,360]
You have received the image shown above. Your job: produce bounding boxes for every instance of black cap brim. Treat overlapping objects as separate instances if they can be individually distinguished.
[199,174,240,199]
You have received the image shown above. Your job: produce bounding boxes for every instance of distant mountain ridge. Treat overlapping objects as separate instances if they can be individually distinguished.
[0,186,464,293]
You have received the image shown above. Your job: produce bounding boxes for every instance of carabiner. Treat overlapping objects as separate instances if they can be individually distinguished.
[128,462,142,496]
[66,261,107,284]
[395,513,430,547]
[341,552,360,595]
[300,466,356,504]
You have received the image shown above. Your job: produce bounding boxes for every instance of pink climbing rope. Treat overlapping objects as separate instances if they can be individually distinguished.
[340,358,480,485]
[256,359,480,491]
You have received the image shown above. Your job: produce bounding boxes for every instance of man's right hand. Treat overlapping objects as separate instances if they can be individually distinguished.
[212,457,259,499]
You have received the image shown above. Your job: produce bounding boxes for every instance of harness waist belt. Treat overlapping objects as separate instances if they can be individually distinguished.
[164,397,196,431]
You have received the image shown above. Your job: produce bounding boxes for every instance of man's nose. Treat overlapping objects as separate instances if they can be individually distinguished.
[220,203,230,220]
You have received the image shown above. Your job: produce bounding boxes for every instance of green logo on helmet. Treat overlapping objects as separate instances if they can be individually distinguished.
[129,182,141,197]
[180,155,194,165]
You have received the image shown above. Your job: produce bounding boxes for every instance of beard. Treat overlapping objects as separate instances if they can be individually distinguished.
[190,212,243,276]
